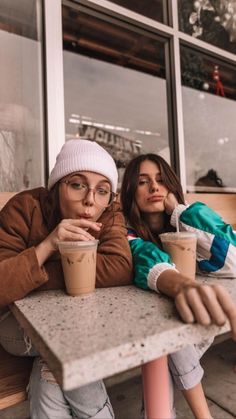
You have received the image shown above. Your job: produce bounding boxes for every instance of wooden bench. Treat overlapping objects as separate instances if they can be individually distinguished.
[0,191,235,410]
[185,193,236,229]
[0,345,33,410]
[0,192,33,410]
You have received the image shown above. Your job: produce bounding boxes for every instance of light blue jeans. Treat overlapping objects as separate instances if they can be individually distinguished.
[28,357,114,419]
[0,313,114,419]
[169,344,204,390]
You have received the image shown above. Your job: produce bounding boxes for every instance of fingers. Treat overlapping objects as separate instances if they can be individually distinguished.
[59,225,95,241]
[175,291,195,323]
[175,286,211,325]
[198,285,226,326]
[61,219,102,231]
[175,283,236,340]
[185,287,213,325]
[212,284,236,340]
[53,219,102,245]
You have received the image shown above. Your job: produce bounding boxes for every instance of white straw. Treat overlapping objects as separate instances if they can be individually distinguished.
[175,204,180,233]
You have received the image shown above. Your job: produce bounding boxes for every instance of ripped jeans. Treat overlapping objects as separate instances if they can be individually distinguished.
[0,313,114,419]
[28,357,114,419]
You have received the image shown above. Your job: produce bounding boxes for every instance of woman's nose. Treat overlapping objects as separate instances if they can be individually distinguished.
[150,180,159,192]
[83,189,95,206]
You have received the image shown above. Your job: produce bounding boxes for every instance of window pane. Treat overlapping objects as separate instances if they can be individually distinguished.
[178,0,236,54]
[106,0,168,24]
[63,5,170,188]
[0,0,45,191]
[181,46,236,191]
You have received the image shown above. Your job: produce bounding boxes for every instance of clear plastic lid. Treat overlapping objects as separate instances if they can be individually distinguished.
[159,232,197,241]
[58,240,99,251]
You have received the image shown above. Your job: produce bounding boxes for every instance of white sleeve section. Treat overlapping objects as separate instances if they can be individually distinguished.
[170,204,189,228]
[147,262,178,293]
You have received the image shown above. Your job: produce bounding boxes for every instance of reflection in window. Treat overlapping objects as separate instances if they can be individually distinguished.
[106,0,168,24]
[63,5,170,187]
[0,0,45,191]
[180,46,236,191]
[178,0,236,54]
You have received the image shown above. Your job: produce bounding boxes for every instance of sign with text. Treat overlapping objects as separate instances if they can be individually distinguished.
[82,125,141,155]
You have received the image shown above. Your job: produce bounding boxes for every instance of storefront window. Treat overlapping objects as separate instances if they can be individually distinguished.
[63,4,170,188]
[178,0,236,55]
[0,0,45,191]
[106,0,168,24]
[181,45,236,191]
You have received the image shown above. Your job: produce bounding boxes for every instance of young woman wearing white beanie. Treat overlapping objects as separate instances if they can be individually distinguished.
[0,138,133,419]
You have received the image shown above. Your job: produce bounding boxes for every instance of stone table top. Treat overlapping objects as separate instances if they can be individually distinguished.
[11,278,236,390]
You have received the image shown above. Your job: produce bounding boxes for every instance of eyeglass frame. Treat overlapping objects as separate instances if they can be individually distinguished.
[60,176,118,207]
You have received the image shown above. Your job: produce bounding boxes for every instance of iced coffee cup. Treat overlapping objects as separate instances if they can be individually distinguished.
[58,240,98,296]
[159,232,197,280]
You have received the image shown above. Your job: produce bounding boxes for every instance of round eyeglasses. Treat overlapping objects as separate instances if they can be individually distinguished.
[61,176,117,207]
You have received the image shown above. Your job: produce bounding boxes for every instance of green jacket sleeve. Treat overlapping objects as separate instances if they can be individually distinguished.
[128,229,176,291]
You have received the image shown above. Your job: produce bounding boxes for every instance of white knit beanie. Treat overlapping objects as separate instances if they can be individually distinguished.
[48,139,118,192]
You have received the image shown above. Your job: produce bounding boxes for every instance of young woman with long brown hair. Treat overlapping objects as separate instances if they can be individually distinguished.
[0,139,133,419]
[121,153,236,419]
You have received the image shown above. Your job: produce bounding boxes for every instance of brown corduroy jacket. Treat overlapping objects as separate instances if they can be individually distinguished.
[0,187,133,309]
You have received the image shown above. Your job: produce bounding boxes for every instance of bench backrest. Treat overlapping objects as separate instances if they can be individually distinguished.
[0,192,17,210]
[185,193,236,229]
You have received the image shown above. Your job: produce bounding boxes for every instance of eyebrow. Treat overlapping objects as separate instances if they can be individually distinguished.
[139,172,161,177]
[96,180,111,186]
[71,174,110,185]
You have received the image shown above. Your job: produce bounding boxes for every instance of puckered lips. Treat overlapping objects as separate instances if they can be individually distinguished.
[147,194,164,203]
[79,213,93,219]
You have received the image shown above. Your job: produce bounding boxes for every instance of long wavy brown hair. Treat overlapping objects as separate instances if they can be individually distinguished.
[120,154,185,243]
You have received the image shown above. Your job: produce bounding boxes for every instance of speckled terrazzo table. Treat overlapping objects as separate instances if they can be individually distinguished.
[10,278,236,391]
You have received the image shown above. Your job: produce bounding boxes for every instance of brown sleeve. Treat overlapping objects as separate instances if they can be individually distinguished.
[94,205,133,287]
[37,257,65,291]
[0,195,48,308]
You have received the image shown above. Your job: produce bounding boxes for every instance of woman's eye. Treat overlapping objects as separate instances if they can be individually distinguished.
[97,188,110,195]
[70,182,85,190]
[138,179,150,185]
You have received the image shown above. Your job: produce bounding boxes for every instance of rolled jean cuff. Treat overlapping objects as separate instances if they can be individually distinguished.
[171,362,204,390]
[168,346,204,391]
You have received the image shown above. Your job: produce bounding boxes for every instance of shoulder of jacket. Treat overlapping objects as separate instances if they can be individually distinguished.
[2,187,47,214]
[99,201,122,219]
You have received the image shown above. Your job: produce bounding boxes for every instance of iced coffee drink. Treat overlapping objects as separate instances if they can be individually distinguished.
[58,240,98,296]
[159,232,197,280]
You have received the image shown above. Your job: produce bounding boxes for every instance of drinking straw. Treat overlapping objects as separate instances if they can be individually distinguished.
[175,205,180,234]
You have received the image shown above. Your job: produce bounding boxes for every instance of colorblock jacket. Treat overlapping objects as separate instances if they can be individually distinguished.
[128,202,236,292]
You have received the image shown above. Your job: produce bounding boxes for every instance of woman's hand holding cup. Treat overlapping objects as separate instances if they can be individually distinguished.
[35,219,101,267]
[50,219,102,250]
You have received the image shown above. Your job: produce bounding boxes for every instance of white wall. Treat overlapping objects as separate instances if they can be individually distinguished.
[0,30,44,191]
